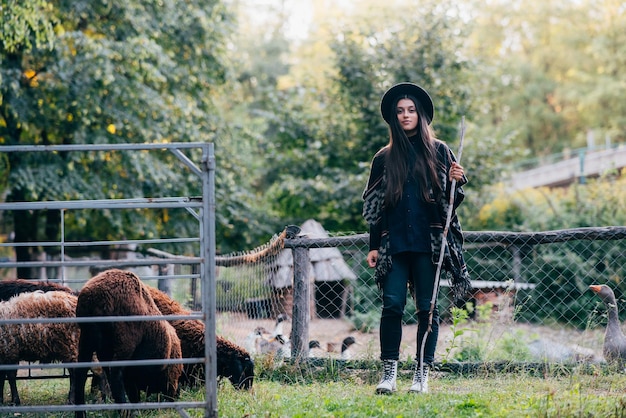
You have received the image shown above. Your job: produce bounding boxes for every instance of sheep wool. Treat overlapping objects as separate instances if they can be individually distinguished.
[0,279,76,302]
[146,285,254,390]
[73,269,183,417]
[0,290,78,406]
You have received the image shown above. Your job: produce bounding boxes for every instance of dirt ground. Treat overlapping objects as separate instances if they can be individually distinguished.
[216,310,605,363]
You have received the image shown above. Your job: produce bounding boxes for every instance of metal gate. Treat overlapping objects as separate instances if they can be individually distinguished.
[0,143,217,417]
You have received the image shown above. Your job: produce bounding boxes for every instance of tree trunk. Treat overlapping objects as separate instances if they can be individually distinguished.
[44,208,61,279]
[12,204,40,279]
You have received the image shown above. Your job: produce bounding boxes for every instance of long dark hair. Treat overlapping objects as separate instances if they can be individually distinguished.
[384,96,442,207]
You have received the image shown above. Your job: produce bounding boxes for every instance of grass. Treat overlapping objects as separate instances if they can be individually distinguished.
[1,303,618,417]
[219,373,626,418]
[4,290,617,418]
[5,362,626,417]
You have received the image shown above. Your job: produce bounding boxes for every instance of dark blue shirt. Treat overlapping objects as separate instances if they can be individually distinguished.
[386,172,432,255]
[385,135,432,254]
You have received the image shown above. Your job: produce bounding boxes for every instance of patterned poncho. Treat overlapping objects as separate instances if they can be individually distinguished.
[362,140,472,301]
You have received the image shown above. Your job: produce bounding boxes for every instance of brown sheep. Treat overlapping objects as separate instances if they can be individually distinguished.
[73,269,182,418]
[0,279,110,404]
[146,285,254,390]
[0,290,78,406]
[0,279,77,405]
[0,278,77,300]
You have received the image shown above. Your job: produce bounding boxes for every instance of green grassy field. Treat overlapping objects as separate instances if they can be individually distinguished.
[5,362,626,417]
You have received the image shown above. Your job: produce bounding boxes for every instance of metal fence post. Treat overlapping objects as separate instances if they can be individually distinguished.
[201,143,218,418]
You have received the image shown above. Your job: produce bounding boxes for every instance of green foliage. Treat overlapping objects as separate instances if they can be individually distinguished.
[3,0,626,264]
[442,305,472,364]
[214,265,272,312]
[350,310,379,333]
[254,85,368,232]
[264,170,366,232]
[242,0,477,233]
[0,0,57,54]
[331,0,474,147]
[470,172,626,233]
[516,246,608,329]
[14,370,626,417]
[0,0,247,263]
[467,0,626,153]
[245,0,626,242]
[443,301,536,363]
[469,174,626,328]
[350,267,381,316]
[452,304,488,362]
[497,330,533,362]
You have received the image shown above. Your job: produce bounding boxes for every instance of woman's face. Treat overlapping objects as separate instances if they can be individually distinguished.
[396,98,418,136]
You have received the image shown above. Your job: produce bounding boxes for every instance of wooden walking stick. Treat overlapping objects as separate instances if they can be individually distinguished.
[418,116,466,388]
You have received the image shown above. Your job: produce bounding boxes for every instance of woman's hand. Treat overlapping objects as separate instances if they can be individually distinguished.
[367,250,379,268]
[449,162,465,182]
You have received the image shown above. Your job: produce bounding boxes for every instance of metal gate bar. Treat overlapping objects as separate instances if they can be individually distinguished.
[0,142,217,417]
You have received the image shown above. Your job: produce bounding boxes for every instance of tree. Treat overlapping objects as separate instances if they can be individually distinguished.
[209,0,297,248]
[465,0,626,155]
[254,0,478,232]
[1,0,233,276]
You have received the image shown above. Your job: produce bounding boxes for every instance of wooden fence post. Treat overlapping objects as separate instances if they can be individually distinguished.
[290,246,310,362]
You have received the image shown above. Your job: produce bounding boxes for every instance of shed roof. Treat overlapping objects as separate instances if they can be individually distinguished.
[266,219,357,288]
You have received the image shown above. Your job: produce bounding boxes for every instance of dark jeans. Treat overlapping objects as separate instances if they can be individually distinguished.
[379,252,439,365]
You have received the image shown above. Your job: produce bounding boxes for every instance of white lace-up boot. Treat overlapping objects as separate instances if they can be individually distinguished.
[409,363,429,393]
[375,359,398,394]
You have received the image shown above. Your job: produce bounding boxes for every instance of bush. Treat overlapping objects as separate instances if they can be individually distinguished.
[467,172,626,329]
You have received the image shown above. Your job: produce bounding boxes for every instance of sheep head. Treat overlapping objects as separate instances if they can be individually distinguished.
[217,336,254,390]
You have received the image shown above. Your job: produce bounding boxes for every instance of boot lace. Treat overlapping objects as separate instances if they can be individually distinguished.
[413,365,428,383]
[382,360,395,381]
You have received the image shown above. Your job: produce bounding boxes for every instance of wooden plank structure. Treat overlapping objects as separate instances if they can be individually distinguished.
[265,219,357,319]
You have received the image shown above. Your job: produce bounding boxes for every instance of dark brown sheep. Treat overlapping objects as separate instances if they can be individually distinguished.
[0,278,76,300]
[146,285,254,390]
[73,269,183,418]
[0,290,78,406]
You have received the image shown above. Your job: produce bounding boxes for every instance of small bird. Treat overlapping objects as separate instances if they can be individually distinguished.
[243,326,270,356]
[270,314,291,355]
[589,284,626,368]
[275,334,291,359]
[327,336,359,359]
[309,340,325,358]
[257,335,283,356]
[271,313,289,339]
[340,336,358,360]
[255,314,291,359]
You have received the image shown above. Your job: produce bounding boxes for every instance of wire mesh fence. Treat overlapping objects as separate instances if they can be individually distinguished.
[3,220,623,413]
[215,224,626,366]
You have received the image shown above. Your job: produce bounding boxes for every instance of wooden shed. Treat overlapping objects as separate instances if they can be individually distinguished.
[265,219,357,319]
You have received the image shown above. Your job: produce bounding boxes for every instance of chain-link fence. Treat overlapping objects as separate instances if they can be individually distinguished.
[215,224,626,365]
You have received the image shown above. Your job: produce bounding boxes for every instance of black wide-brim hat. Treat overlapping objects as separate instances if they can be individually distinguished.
[380,82,434,125]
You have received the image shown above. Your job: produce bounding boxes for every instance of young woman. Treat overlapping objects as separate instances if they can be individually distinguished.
[362,82,471,394]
